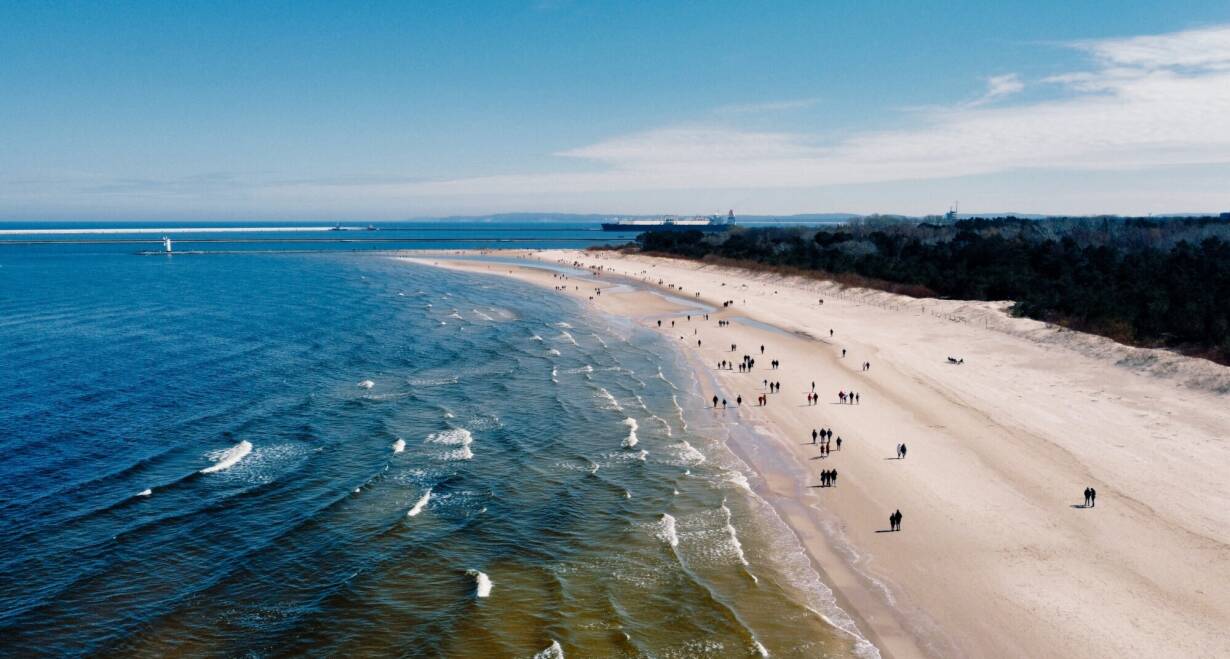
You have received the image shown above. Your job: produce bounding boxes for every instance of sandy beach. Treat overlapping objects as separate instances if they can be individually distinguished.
[401,249,1230,659]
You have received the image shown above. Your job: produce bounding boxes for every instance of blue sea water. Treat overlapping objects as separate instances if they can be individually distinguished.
[0,229,866,656]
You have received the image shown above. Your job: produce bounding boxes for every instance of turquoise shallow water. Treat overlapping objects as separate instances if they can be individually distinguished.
[0,242,868,657]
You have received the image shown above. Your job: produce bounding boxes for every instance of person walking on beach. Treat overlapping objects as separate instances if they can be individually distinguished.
[812,429,818,445]
[722,399,727,409]
[900,443,906,459]
[831,469,837,486]
[855,393,860,404]
[736,395,742,406]
[842,348,847,358]
[712,395,719,408]
[1089,487,1096,507]
[836,436,842,451]
[1083,487,1092,507]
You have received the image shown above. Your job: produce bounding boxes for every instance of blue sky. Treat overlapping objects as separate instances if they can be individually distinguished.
[2,1,1230,219]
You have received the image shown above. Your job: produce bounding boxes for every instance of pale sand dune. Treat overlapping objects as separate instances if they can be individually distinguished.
[400,251,1230,659]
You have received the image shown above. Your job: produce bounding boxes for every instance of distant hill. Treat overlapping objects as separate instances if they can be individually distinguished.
[403,212,861,224]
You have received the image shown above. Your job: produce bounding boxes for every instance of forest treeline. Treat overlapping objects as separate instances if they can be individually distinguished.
[632,216,1230,364]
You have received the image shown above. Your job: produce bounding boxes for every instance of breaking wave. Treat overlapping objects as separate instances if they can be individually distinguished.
[467,569,493,598]
[622,417,639,448]
[407,488,432,517]
[200,440,253,474]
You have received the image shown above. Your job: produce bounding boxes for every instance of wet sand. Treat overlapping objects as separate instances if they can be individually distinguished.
[400,250,1230,659]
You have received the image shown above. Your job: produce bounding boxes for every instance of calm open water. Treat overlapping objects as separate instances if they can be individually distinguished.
[0,225,870,657]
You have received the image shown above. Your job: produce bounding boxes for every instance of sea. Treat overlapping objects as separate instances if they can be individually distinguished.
[0,223,872,657]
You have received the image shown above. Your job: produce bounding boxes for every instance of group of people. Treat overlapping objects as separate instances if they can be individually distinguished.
[838,390,861,404]
[1083,487,1098,507]
[819,468,839,487]
[770,359,780,369]
[805,391,821,405]
[861,361,872,371]
[889,509,903,531]
[895,443,908,459]
[763,380,781,393]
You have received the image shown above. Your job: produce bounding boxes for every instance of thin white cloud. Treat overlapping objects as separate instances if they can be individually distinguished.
[967,73,1024,106]
[352,23,1230,198]
[713,97,822,115]
[1075,24,1230,70]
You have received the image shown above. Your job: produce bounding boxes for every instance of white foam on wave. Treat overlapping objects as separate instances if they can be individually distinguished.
[137,488,153,497]
[473,308,495,321]
[719,469,753,492]
[358,379,375,389]
[551,367,559,383]
[467,569,493,598]
[392,438,406,454]
[677,441,706,465]
[657,513,680,548]
[721,500,758,583]
[532,334,544,342]
[598,388,622,411]
[622,417,639,448]
[200,440,253,474]
[558,330,578,346]
[407,488,432,516]
[534,640,564,659]
[670,394,689,431]
[555,321,572,328]
[427,428,474,460]
[549,348,561,356]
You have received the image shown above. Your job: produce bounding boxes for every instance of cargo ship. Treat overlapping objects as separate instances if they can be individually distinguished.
[601,210,735,232]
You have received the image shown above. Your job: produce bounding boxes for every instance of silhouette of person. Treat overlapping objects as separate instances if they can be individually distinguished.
[712,395,718,408]
[1090,488,1096,508]
[722,399,727,409]
[1083,487,1091,507]
[900,444,906,459]
[842,349,847,358]
[812,429,818,444]
[736,395,742,406]
[836,436,842,451]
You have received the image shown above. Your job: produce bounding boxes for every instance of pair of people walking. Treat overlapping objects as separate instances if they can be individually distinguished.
[1083,487,1097,508]
[889,509,903,531]
[896,443,908,459]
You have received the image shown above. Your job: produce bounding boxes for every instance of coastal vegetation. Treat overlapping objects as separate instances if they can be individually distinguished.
[634,216,1230,364]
